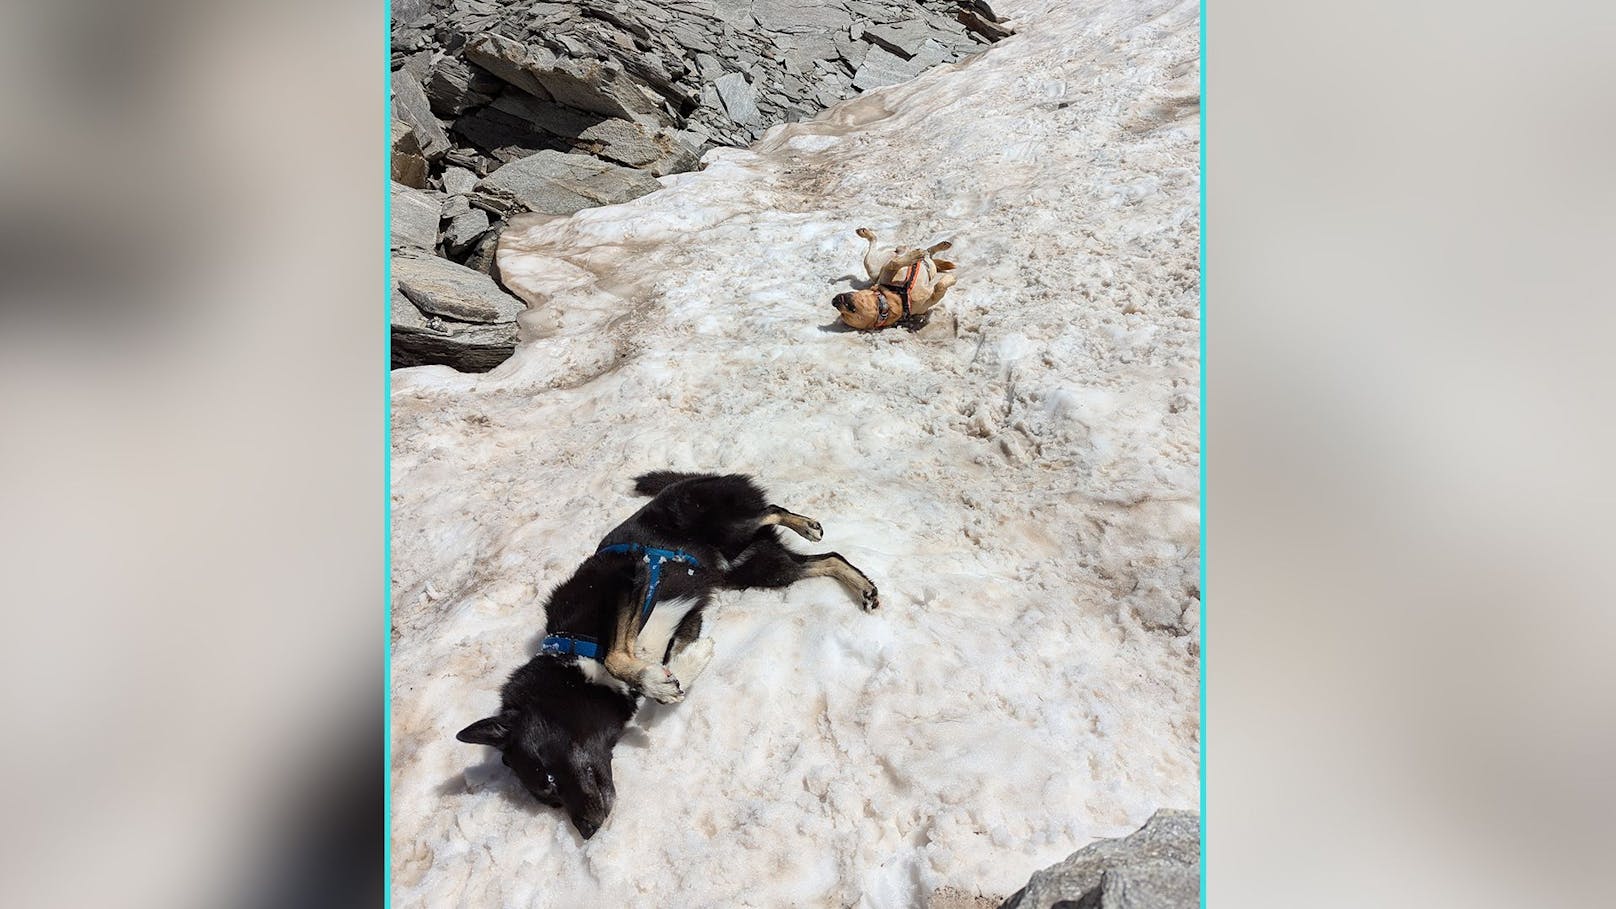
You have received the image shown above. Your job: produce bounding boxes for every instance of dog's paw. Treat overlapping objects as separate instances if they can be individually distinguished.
[861,585,881,612]
[637,664,684,704]
[668,637,715,686]
[855,227,875,240]
[801,519,823,542]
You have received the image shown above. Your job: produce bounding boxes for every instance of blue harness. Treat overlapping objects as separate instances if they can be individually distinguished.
[540,543,702,663]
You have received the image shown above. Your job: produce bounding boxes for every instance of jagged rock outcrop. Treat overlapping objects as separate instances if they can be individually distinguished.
[389,0,1012,370]
[999,810,1199,909]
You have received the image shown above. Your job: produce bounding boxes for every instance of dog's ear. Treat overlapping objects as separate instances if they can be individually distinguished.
[456,713,514,747]
[933,259,957,271]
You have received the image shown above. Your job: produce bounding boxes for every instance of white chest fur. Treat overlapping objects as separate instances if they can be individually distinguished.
[635,595,701,664]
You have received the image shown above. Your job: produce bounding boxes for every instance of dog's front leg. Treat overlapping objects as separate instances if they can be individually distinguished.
[604,609,685,704]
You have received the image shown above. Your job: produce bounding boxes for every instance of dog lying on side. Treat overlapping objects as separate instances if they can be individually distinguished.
[831,227,958,330]
[456,471,880,839]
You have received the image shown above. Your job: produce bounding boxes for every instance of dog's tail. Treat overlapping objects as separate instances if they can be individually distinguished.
[632,471,717,496]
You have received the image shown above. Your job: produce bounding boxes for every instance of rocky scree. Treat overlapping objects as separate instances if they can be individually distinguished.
[390,0,1011,371]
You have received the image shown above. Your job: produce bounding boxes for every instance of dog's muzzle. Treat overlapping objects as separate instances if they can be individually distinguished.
[832,292,855,313]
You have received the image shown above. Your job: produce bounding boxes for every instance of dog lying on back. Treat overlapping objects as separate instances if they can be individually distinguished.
[831,227,958,330]
[456,472,879,839]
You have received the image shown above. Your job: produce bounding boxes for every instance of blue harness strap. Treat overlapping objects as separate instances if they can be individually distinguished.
[597,542,702,621]
[540,634,601,660]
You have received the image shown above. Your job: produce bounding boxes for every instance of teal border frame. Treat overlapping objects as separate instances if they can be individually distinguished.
[1198,0,1208,903]
[384,1,395,905]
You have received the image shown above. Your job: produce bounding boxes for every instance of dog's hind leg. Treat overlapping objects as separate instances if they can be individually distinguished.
[757,504,823,542]
[797,552,881,612]
[907,265,957,314]
[856,228,888,281]
[723,541,880,612]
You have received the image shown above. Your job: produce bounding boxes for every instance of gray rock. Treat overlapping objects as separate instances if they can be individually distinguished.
[863,21,940,59]
[467,33,667,124]
[392,283,428,330]
[392,289,519,372]
[472,150,663,215]
[392,70,451,160]
[391,118,429,188]
[425,57,500,116]
[391,0,1008,186]
[714,72,762,126]
[445,207,492,255]
[462,227,504,275]
[852,44,929,91]
[960,0,1005,24]
[957,8,1014,41]
[843,1,898,23]
[398,49,435,81]
[999,810,1199,909]
[527,51,669,124]
[444,147,489,175]
[391,182,441,250]
[748,0,851,33]
[441,195,472,219]
[463,33,554,100]
[393,252,525,323]
[442,165,479,195]
[577,119,699,175]
[392,0,432,25]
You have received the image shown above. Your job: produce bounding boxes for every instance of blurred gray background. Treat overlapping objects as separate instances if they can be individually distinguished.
[1207,0,1615,906]
[0,0,383,906]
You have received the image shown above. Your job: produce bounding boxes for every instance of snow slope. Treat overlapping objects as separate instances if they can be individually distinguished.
[390,0,1200,905]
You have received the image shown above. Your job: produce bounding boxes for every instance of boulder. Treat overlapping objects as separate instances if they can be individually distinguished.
[445,207,492,255]
[392,252,525,323]
[441,165,479,196]
[747,0,852,33]
[471,150,662,216]
[424,57,500,116]
[390,182,441,250]
[852,40,948,91]
[392,288,519,372]
[863,21,942,59]
[577,119,700,176]
[714,72,762,126]
[958,8,1014,42]
[391,118,429,188]
[462,32,555,100]
[466,33,668,124]
[392,70,451,160]
[999,810,1199,909]
[391,0,431,25]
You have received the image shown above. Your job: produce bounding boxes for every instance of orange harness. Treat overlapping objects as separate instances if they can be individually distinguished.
[872,260,924,329]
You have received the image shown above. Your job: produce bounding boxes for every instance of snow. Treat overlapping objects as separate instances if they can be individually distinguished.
[390,0,1200,904]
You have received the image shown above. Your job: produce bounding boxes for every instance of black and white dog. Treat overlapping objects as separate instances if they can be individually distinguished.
[456,471,879,839]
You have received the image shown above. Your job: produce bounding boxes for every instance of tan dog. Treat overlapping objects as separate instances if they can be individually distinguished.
[831,228,958,330]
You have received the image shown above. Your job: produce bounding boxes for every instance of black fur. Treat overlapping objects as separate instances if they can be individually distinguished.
[457,472,878,840]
